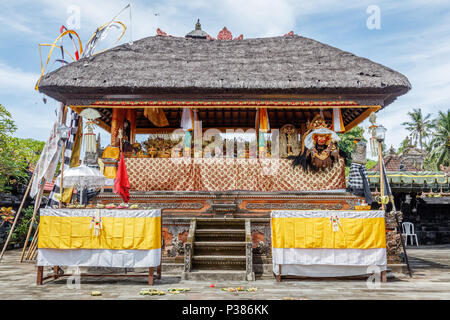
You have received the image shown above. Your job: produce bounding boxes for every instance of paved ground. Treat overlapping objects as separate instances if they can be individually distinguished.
[0,245,449,300]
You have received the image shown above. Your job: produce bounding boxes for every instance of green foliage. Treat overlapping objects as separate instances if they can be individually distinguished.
[399,108,449,171]
[338,126,365,166]
[366,159,377,170]
[427,110,450,169]
[401,108,433,150]
[11,206,38,244]
[396,137,410,155]
[0,104,16,141]
[0,104,45,193]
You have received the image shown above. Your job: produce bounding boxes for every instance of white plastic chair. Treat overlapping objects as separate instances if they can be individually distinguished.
[402,222,419,246]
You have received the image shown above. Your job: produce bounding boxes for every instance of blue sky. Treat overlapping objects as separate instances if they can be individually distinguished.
[1,0,449,150]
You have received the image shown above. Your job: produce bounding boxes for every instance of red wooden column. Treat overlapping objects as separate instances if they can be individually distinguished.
[127,109,137,144]
[111,108,125,146]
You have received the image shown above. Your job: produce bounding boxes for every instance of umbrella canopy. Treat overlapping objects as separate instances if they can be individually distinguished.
[56,165,108,189]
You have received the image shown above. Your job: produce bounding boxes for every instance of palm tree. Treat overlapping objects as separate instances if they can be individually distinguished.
[397,137,410,155]
[429,110,450,169]
[401,108,433,150]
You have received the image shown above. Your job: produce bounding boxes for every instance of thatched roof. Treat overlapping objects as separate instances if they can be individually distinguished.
[38,34,410,103]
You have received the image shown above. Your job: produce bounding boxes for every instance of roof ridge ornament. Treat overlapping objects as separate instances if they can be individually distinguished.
[156,28,171,37]
[217,27,232,40]
[195,19,201,30]
[284,31,295,36]
[216,27,244,40]
[185,19,208,39]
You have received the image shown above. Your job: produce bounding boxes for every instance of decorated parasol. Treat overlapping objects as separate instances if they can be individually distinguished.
[80,108,101,155]
[55,164,107,204]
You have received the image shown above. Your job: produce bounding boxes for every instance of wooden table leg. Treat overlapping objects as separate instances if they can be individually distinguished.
[53,266,59,279]
[275,264,282,282]
[156,264,161,280]
[37,266,43,285]
[381,270,387,283]
[148,267,154,285]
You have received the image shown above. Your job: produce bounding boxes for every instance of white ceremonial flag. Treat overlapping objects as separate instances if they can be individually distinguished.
[30,107,63,198]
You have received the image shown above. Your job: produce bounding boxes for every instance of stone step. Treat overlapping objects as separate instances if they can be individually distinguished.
[254,263,274,279]
[181,270,249,281]
[194,241,246,246]
[193,255,246,261]
[196,222,245,230]
[194,241,246,256]
[161,263,184,273]
[192,255,246,270]
[195,229,246,242]
[195,218,246,230]
[195,218,246,222]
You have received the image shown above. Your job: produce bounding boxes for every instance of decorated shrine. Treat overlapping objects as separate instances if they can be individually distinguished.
[34,20,411,280]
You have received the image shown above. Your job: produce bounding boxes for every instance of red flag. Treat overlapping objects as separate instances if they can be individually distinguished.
[114,152,130,203]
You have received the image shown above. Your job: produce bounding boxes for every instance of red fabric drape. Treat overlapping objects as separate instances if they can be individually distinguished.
[114,152,130,203]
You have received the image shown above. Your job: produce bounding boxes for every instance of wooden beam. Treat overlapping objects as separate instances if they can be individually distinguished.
[135,127,255,134]
[71,104,379,110]
[94,119,111,133]
[344,106,381,132]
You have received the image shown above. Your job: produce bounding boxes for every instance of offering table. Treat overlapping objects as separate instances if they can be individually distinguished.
[271,210,387,281]
[36,208,161,285]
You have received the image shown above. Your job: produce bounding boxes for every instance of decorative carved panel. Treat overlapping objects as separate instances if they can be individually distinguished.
[146,203,204,209]
[246,202,343,210]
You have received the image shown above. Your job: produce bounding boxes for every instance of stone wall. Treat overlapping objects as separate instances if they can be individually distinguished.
[385,211,405,263]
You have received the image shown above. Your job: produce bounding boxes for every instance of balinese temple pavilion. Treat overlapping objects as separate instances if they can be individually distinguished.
[37,22,411,279]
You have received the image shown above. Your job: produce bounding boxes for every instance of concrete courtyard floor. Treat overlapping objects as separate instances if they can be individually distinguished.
[0,245,449,300]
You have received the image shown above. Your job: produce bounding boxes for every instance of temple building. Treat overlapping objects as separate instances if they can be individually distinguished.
[368,144,450,246]
[37,22,412,278]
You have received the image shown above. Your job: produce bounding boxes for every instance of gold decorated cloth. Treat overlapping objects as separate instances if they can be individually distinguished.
[271,210,387,277]
[102,146,120,179]
[37,209,161,268]
[125,158,346,191]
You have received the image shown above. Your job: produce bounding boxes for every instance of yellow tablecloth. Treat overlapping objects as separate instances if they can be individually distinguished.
[37,208,161,268]
[271,210,387,277]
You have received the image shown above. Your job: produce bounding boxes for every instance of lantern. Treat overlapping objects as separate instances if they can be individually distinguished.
[374,125,387,142]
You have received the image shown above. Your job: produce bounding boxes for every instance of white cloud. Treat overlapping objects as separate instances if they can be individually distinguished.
[2,0,450,148]
[0,62,40,93]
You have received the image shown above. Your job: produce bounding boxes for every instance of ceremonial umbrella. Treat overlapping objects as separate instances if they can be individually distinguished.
[55,165,108,204]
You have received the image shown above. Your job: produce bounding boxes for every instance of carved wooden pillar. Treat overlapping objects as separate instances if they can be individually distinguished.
[111,108,125,146]
[127,109,137,144]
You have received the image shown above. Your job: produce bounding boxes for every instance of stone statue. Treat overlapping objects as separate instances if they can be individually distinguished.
[351,138,367,165]
[279,124,300,158]
[347,137,373,204]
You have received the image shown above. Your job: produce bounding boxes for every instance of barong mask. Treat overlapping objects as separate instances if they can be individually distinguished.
[290,114,341,171]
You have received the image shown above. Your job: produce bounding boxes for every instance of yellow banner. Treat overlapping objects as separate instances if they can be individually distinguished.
[38,216,161,250]
[271,217,386,249]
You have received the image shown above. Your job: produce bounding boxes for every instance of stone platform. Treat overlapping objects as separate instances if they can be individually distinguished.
[0,246,449,300]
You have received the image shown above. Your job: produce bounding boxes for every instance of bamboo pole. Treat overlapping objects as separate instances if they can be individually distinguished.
[30,237,39,260]
[25,224,39,260]
[378,141,385,211]
[20,183,44,262]
[31,249,38,260]
[0,170,35,262]
[59,143,66,208]
[30,236,39,260]
[25,234,36,260]
[25,237,36,261]
[59,104,68,208]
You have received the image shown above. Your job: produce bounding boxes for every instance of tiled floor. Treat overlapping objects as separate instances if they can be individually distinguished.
[0,245,449,300]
